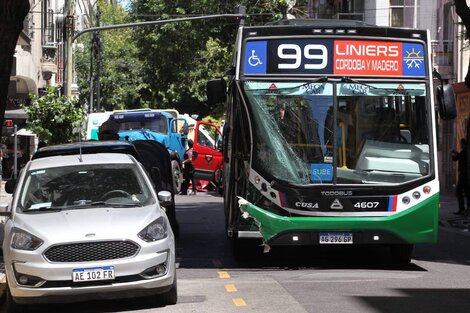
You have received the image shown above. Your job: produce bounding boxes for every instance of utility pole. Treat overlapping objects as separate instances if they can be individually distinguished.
[65,0,75,98]
[95,7,102,111]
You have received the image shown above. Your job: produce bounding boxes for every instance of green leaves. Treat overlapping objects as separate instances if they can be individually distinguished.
[75,0,303,117]
[23,86,87,145]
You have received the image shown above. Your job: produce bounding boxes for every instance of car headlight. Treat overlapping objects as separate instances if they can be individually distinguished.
[138,217,167,242]
[11,228,44,251]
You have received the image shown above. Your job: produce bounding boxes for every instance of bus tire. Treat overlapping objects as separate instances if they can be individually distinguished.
[390,244,413,266]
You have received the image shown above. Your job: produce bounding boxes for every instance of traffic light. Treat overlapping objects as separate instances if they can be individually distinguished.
[4,119,13,128]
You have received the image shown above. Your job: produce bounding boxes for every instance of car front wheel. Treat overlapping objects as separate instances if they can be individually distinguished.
[6,285,27,313]
[160,275,177,305]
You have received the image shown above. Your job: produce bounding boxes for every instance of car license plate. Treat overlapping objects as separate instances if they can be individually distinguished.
[319,232,353,244]
[72,266,115,282]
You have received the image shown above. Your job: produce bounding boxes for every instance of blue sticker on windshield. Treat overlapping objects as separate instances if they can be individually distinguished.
[311,163,333,182]
[244,41,267,75]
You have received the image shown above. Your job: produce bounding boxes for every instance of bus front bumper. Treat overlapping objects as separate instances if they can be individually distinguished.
[238,193,439,246]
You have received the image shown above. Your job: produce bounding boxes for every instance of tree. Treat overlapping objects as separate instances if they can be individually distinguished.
[130,0,291,117]
[0,0,30,135]
[455,0,470,88]
[23,86,87,145]
[75,0,148,111]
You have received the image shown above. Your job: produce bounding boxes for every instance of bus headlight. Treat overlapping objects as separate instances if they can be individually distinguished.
[402,196,411,205]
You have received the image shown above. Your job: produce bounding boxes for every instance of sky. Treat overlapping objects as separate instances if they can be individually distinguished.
[117,0,130,9]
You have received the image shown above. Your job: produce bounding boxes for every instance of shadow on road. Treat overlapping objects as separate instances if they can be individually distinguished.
[355,288,470,313]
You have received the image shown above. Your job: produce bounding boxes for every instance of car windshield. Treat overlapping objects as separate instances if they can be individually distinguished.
[243,81,430,185]
[17,163,154,212]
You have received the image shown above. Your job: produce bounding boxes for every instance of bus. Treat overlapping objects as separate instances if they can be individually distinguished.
[207,19,455,264]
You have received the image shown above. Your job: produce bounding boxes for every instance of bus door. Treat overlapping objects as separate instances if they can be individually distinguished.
[191,121,223,182]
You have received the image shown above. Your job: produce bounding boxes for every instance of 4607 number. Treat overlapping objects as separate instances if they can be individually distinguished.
[354,202,379,209]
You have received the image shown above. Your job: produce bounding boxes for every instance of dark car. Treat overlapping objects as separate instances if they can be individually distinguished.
[30,140,179,236]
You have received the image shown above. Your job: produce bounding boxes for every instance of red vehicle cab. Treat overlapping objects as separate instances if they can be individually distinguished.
[189,121,223,190]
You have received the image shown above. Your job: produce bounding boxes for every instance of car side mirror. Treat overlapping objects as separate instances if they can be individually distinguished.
[207,78,227,106]
[157,190,173,209]
[5,179,17,194]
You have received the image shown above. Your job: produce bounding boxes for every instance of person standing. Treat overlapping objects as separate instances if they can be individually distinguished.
[180,153,196,195]
[180,139,196,195]
[452,138,469,215]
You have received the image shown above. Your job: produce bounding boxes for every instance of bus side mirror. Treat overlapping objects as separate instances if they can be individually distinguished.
[437,84,456,120]
[207,79,227,106]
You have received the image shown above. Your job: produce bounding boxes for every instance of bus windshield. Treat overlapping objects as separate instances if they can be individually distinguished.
[244,81,429,185]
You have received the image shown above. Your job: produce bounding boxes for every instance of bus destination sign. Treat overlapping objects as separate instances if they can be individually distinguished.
[243,39,425,77]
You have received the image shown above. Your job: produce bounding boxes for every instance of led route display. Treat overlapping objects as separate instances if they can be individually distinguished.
[243,39,425,77]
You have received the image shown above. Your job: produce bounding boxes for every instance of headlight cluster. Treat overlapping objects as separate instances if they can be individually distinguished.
[138,217,167,242]
[11,228,44,251]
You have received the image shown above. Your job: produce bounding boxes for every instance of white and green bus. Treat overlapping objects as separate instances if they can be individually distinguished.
[207,19,455,264]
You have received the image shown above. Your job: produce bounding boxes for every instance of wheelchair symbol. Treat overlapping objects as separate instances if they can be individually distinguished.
[248,50,263,66]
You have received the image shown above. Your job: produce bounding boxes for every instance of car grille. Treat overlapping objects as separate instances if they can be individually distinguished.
[44,241,140,263]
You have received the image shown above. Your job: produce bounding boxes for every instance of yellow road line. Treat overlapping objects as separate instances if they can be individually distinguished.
[232,298,247,307]
[225,284,237,292]
[218,271,230,279]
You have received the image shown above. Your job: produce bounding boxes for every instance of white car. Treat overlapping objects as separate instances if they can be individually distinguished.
[0,153,177,312]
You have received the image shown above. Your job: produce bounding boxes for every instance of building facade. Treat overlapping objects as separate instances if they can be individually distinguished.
[3,0,94,178]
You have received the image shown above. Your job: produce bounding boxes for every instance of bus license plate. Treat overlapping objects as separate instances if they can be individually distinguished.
[72,266,115,282]
[319,232,353,244]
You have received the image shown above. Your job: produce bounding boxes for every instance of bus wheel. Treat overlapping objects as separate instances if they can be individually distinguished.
[390,244,413,266]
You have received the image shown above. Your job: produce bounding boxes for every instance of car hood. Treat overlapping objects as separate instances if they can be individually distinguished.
[11,206,162,244]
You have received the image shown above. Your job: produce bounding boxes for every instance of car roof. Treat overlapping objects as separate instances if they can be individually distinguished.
[28,153,135,171]
[32,140,142,161]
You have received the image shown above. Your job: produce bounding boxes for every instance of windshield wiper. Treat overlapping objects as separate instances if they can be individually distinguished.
[23,206,63,213]
[66,201,142,209]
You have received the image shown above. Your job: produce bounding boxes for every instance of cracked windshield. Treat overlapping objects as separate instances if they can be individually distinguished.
[18,164,153,212]
[245,81,429,185]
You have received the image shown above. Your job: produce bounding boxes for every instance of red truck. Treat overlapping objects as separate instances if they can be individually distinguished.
[188,121,223,192]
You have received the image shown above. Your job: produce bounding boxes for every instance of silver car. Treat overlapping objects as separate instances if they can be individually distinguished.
[0,153,177,312]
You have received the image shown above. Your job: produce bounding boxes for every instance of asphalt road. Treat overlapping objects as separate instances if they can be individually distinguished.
[1,192,470,312]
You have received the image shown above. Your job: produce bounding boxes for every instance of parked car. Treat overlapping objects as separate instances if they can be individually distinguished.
[31,140,179,237]
[0,152,177,312]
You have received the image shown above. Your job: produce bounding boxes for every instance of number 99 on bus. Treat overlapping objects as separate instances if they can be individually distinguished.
[277,44,328,70]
